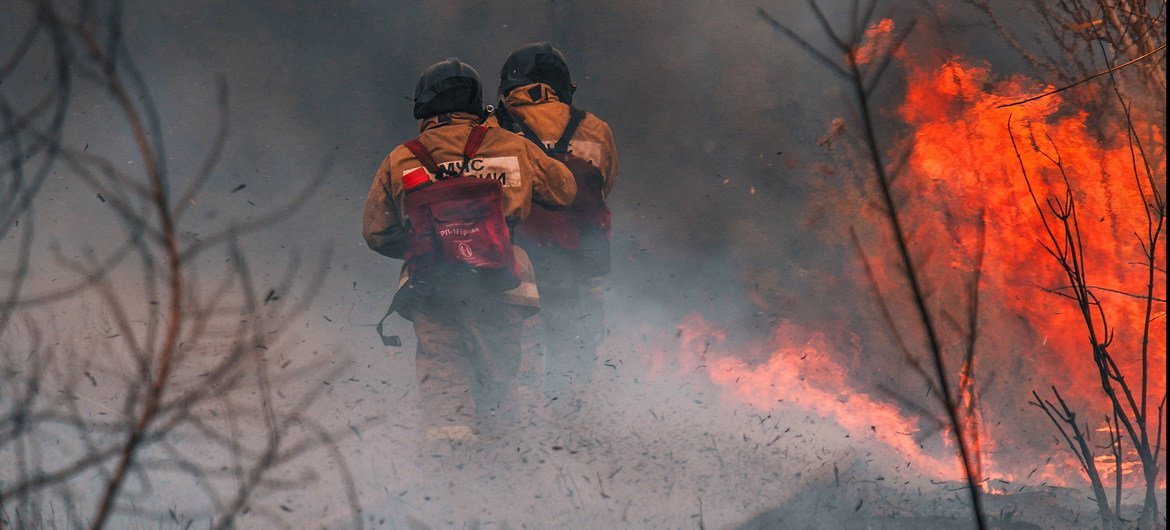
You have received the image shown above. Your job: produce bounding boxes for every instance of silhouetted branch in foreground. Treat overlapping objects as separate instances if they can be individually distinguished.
[759,2,988,528]
[0,2,365,528]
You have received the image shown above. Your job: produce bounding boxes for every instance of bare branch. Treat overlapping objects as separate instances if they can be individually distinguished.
[996,43,1167,108]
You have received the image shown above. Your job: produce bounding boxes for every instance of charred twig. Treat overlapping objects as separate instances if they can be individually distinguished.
[996,44,1166,108]
[1007,27,1167,522]
[1108,409,1122,521]
[1046,284,1167,303]
[760,2,988,528]
[1029,387,1118,527]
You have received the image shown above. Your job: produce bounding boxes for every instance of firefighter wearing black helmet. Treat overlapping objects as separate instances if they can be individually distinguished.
[486,43,619,407]
[363,58,576,443]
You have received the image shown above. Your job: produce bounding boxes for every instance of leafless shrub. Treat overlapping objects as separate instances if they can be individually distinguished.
[963,0,1166,116]
[965,2,1170,527]
[1010,85,1165,526]
[1,2,364,528]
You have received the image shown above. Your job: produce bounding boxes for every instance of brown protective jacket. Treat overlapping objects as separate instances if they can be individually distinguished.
[485,83,618,197]
[363,112,577,309]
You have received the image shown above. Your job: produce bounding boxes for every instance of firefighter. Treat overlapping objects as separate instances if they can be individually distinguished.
[486,42,619,406]
[363,58,576,443]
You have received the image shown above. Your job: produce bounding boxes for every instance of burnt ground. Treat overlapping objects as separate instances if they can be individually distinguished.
[281,313,1165,529]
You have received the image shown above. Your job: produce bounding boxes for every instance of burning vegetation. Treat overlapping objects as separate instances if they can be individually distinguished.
[1,1,1164,528]
[696,3,1166,528]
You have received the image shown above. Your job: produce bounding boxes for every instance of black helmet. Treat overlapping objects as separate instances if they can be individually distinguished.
[499,42,575,104]
[413,58,484,119]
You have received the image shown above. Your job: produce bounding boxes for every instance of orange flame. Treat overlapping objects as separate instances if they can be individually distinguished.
[853,18,898,66]
[672,313,973,481]
[895,55,1166,416]
[678,20,1163,490]
[954,357,984,485]
[858,22,1163,487]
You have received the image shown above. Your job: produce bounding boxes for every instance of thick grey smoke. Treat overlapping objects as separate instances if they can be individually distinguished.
[3,0,1158,528]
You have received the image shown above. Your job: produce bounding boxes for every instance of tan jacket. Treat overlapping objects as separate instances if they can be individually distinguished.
[363,112,576,308]
[485,83,619,197]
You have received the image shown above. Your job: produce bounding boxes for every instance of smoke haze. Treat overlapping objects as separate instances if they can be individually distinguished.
[2,0,1164,528]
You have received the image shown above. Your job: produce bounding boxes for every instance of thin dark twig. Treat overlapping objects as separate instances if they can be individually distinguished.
[763,2,988,526]
[864,20,918,95]
[844,22,988,530]
[996,43,1166,108]
[850,227,924,385]
[60,14,185,527]
[757,7,848,77]
[806,0,850,53]
[1047,284,1167,302]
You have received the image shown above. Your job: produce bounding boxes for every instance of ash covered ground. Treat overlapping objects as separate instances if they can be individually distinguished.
[1,0,1165,528]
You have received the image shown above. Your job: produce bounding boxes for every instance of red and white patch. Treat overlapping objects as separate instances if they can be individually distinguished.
[401,156,522,188]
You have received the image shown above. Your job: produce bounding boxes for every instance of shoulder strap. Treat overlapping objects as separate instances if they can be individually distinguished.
[403,139,440,174]
[551,107,586,155]
[493,105,514,130]
[495,105,549,155]
[402,125,487,180]
[463,125,487,159]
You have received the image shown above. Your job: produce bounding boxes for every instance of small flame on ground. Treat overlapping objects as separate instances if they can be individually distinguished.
[670,313,972,481]
[663,19,1164,491]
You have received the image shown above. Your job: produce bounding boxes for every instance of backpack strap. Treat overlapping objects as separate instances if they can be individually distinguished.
[495,105,549,154]
[463,125,488,159]
[403,139,443,175]
[402,125,488,180]
[551,107,585,155]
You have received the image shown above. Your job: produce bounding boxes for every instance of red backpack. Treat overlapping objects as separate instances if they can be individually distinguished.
[500,107,612,277]
[400,126,520,291]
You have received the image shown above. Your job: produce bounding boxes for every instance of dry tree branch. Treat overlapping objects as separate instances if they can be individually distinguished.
[1007,47,1166,524]
[842,11,987,530]
[1046,283,1167,302]
[853,228,949,436]
[1108,408,1123,521]
[1,2,362,527]
[760,2,988,527]
[1029,387,1119,527]
[967,0,1167,91]
[0,4,71,243]
[849,228,931,389]
[1099,34,1167,469]
[996,43,1166,108]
